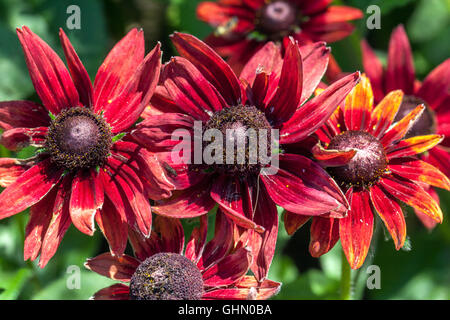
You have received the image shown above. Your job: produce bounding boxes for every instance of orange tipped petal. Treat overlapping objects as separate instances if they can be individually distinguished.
[386,134,444,159]
[312,143,356,167]
[369,90,404,138]
[343,74,374,131]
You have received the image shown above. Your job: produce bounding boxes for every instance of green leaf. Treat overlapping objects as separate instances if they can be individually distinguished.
[0,268,32,300]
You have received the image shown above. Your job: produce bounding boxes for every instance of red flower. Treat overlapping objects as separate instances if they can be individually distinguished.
[133,32,360,280]
[0,27,173,267]
[361,25,450,229]
[197,0,362,72]
[85,212,281,300]
[288,75,448,269]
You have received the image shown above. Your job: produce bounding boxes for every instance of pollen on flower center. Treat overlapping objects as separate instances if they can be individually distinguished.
[200,105,272,177]
[327,130,387,187]
[129,252,204,300]
[45,107,112,171]
[393,95,436,138]
[256,1,298,37]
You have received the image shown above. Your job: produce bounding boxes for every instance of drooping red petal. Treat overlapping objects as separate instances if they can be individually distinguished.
[0,101,49,131]
[0,159,63,220]
[380,175,443,223]
[309,217,340,257]
[280,72,360,144]
[0,127,48,150]
[59,29,94,107]
[16,26,80,115]
[93,28,145,110]
[369,184,406,250]
[283,211,310,235]
[261,153,349,216]
[202,247,251,287]
[84,253,140,282]
[24,187,57,261]
[152,177,216,218]
[311,143,356,167]
[69,169,104,236]
[385,25,415,95]
[170,32,243,106]
[339,189,374,269]
[96,197,128,257]
[92,283,130,300]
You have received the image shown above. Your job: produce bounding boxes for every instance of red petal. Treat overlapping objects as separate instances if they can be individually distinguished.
[59,29,93,107]
[69,169,104,236]
[385,25,415,94]
[369,184,406,250]
[283,211,310,235]
[343,74,373,131]
[92,284,130,300]
[0,158,29,187]
[280,72,360,144]
[261,153,349,216]
[416,58,450,109]
[84,253,140,282]
[309,217,340,257]
[386,134,444,159]
[170,32,243,106]
[203,277,281,300]
[152,215,185,254]
[96,197,128,257]
[93,28,144,110]
[369,90,404,138]
[16,27,79,114]
[185,215,208,264]
[240,42,282,86]
[0,159,63,220]
[0,127,48,150]
[339,189,374,269]
[312,143,356,167]
[0,101,49,131]
[102,43,162,133]
[361,40,385,103]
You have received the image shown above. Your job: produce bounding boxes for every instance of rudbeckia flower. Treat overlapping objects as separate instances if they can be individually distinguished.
[196,0,363,72]
[85,212,281,300]
[0,27,173,267]
[288,75,448,269]
[361,25,450,229]
[132,32,360,280]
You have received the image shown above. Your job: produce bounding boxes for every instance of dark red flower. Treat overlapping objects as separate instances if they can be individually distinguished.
[361,25,450,229]
[85,212,281,300]
[133,33,360,280]
[197,0,363,73]
[287,75,448,269]
[0,27,173,267]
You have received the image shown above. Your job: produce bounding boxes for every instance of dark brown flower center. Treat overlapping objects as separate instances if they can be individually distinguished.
[129,253,204,300]
[45,107,112,171]
[327,130,387,187]
[393,95,436,138]
[199,105,273,177]
[256,1,298,37]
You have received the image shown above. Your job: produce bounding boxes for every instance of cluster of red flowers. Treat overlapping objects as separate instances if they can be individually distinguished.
[0,0,448,300]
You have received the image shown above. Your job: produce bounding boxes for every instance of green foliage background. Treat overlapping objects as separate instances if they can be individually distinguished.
[0,0,449,300]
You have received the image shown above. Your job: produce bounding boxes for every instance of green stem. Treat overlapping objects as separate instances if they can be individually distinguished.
[340,250,352,300]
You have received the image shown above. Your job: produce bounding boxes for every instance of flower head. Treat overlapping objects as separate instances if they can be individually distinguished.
[0,27,173,267]
[288,75,448,269]
[85,212,281,300]
[133,33,360,279]
[361,25,450,229]
[196,0,363,72]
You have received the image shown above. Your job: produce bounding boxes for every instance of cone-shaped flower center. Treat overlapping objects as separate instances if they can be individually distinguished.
[327,130,387,187]
[393,95,436,138]
[46,107,112,170]
[257,1,298,36]
[201,105,272,177]
[129,253,204,300]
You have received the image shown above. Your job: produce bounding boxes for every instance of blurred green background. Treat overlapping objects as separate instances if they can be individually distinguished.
[0,0,449,300]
